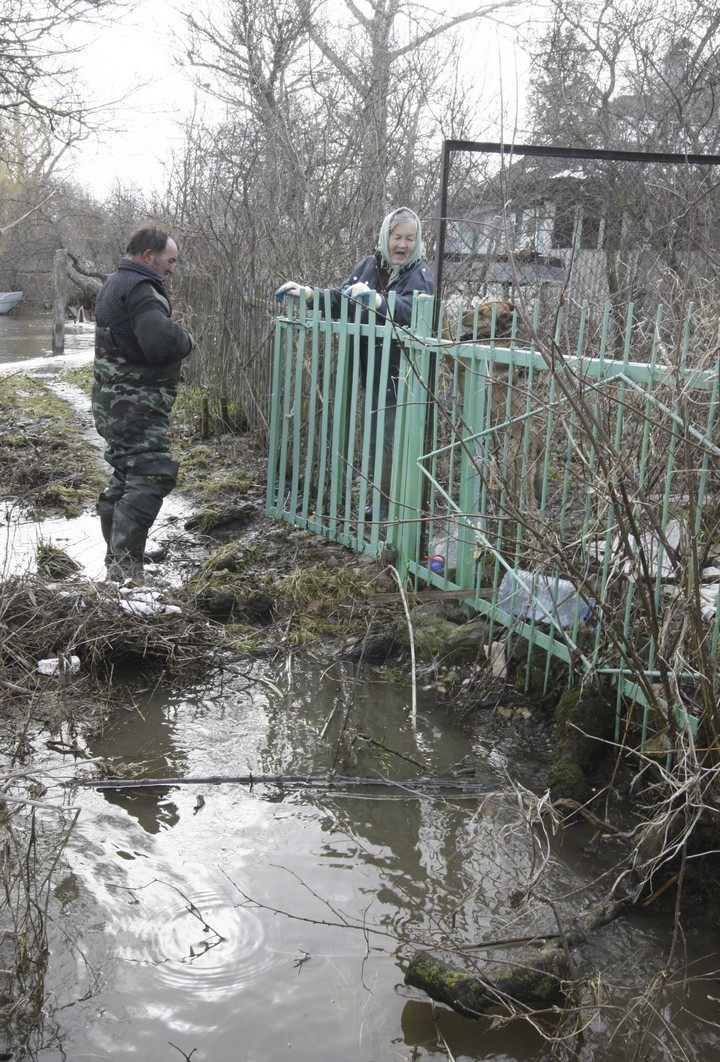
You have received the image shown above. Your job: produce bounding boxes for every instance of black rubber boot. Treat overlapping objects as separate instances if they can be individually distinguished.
[100,492,166,566]
[109,509,149,585]
[98,484,123,567]
[143,544,167,563]
[103,464,176,582]
[98,504,115,567]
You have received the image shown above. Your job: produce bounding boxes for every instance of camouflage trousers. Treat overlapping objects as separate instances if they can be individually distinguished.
[92,364,180,575]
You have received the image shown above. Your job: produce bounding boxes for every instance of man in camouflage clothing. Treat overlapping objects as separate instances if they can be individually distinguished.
[92,225,194,583]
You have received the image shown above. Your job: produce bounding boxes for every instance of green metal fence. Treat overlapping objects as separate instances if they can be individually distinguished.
[267,292,719,740]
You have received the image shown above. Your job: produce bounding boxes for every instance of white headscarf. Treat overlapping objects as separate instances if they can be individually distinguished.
[376,207,425,284]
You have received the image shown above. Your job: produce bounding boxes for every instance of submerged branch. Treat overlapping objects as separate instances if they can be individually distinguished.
[405,945,570,1018]
[72,773,495,794]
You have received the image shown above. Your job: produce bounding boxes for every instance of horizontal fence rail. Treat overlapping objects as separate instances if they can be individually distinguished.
[268,293,719,742]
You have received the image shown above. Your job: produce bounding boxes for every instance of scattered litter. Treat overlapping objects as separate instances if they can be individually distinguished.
[37,655,80,677]
[698,585,717,622]
[118,588,182,616]
[588,520,718,625]
[498,570,594,628]
[428,519,485,574]
[663,583,719,623]
[46,584,87,606]
[429,524,459,573]
[487,641,507,678]
[590,519,684,579]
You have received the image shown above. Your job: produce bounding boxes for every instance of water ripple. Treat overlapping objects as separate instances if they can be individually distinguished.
[114,885,279,998]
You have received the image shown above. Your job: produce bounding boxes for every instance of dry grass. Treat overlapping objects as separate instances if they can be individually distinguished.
[0,374,104,516]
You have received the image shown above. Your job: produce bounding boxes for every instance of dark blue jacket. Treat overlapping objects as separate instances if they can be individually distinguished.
[329,251,434,326]
[328,252,434,402]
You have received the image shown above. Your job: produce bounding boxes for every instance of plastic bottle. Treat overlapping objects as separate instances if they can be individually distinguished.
[498,570,593,628]
[429,525,458,571]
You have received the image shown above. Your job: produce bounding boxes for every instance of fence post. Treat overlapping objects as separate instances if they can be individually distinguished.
[266,298,297,517]
[52,249,67,354]
[390,294,435,569]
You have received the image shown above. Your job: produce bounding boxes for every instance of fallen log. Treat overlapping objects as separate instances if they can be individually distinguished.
[405,944,570,1018]
[405,896,628,1018]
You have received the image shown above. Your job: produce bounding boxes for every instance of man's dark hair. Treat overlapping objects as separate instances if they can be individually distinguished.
[126,226,172,257]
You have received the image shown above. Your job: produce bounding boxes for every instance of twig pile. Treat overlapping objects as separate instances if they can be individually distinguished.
[0,575,220,698]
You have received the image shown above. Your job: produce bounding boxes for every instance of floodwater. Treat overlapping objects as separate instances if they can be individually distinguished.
[2,315,720,1062]
[0,314,96,372]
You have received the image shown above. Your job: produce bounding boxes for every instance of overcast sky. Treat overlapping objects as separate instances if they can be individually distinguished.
[70,1,530,200]
[71,1,197,196]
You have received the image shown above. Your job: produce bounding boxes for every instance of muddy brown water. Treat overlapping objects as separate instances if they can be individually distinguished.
[2,315,719,1061]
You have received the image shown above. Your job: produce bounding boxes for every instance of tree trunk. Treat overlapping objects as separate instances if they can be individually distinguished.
[405,895,628,1019]
[404,944,570,1018]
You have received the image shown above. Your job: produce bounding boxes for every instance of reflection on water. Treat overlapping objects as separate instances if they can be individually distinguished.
[26,658,715,1062]
[87,692,186,833]
[48,661,556,1062]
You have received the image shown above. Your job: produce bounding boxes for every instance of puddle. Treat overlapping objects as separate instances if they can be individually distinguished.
[37,664,554,1062]
[0,314,95,370]
[18,658,716,1062]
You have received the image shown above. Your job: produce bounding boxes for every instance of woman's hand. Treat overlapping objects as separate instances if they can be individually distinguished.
[275,281,313,302]
[342,282,382,310]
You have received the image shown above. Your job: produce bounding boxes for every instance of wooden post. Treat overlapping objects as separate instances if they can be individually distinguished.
[52,249,68,354]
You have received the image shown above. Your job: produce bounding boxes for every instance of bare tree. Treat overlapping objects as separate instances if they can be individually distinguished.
[296,0,527,224]
[179,0,527,265]
[443,0,720,339]
[526,0,720,154]
[0,0,131,173]
[167,0,529,431]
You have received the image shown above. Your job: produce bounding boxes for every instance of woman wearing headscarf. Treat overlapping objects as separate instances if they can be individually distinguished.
[276,207,434,515]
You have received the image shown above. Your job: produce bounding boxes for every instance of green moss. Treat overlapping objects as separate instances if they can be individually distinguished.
[548,686,616,800]
[396,614,490,665]
[203,543,261,572]
[514,657,549,696]
[34,483,88,518]
[182,444,215,471]
[64,364,94,394]
[35,541,81,579]
[553,687,616,763]
[548,759,589,801]
[223,625,268,652]
[177,463,253,499]
[282,615,341,647]
[169,394,255,502]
